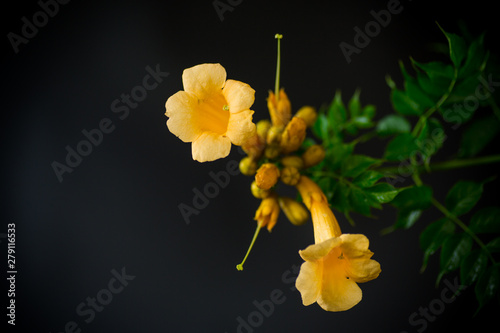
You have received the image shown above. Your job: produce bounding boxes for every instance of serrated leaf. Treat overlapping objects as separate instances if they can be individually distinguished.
[384,133,419,161]
[420,218,456,271]
[341,155,380,178]
[438,233,473,285]
[461,249,489,286]
[330,181,351,214]
[312,113,329,140]
[406,79,436,109]
[458,114,500,158]
[365,183,399,204]
[394,210,423,230]
[459,33,486,78]
[469,207,500,234]
[328,91,347,132]
[417,117,445,160]
[353,171,385,188]
[327,142,355,170]
[445,180,484,217]
[438,24,467,68]
[475,264,500,311]
[376,115,411,136]
[417,72,451,99]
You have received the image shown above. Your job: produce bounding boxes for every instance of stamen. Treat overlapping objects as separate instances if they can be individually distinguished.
[338,252,344,260]
[274,34,283,101]
[223,105,229,111]
[236,221,263,271]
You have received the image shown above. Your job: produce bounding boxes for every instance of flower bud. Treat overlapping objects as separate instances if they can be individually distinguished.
[266,125,283,145]
[251,181,271,199]
[281,155,304,169]
[280,116,307,154]
[241,133,265,159]
[295,106,317,127]
[256,119,272,142]
[280,166,300,186]
[255,194,280,232]
[239,156,258,176]
[302,144,326,168]
[255,163,280,190]
[278,197,309,226]
[267,89,291,127]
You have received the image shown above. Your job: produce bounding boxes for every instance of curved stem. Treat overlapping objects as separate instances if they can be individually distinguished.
[274,34,283,100]
[236,222,262,271]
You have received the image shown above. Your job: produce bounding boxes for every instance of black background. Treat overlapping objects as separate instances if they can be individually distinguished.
[2,0,500,332]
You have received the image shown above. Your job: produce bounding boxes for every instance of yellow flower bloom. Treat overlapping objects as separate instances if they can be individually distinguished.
[295,176,381,312]
[165,63,256,162]
[254,195,280,232]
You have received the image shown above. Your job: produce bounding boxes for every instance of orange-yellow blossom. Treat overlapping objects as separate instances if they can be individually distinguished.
[267,89,291,127]
[295,176,381,312]
[165,63,256,162]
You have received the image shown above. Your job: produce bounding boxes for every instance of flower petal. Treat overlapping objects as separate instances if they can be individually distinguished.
[225,110,256,145]
[317,262,363,312]
[299,237,342,262]
[165,91,202,142]
[191,132,231,162]
[339,234,372,259]
[295,261,321,306]
[182,63,226,100]
[222,79,255,113]
[345,258,381,283]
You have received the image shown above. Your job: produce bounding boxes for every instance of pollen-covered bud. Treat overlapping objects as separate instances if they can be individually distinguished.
[251,181,271,199]
[255,163,280,190]
[267,89,291,127]
[256,119,272,142]
[280,116,307,154]
[239,156,258,176]
[280,166,300,186]
[278,197,309,226]
[281,155,304,169]
[302,144,326,168]
[295,106,317,127]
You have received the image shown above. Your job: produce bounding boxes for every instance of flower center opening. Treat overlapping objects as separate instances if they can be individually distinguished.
[198,92,230,135]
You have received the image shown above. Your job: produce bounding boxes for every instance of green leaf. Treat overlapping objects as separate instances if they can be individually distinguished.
[330,181,351,214]
[312,113,329,140]
[391,186,433,230]
[376,115,411,136]
[328,90,347,133]
[438,24,467,68]
[411,59,455,79]
[469,207,500,234]
[460,248,489,286]
[362,104,376,119]
[417,71,451,99]
[475,264,500,311]
[352,116,374,129]
[348,89,361,118]
[486,237,500,253]
[458,114,500,158]
[352,171,385,188]
[406,79,436,109]
[391,89,423,116]
[420,218,455,271]
[417,117,445,161]
[438,233,473,285]
[349,187,372,216]
[317,177,334,201]
[341,155,380,178]
[327,142,355,170]
[392,185,433,210]
[459,33,486,78]
[365,183,399,204]
[445,180,484,216]
[384,133,419,161]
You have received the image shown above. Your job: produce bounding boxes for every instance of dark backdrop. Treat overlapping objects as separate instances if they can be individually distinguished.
[3,0,499,332]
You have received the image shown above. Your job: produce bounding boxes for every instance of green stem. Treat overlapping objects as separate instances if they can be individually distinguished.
[377,154,500,175]
[431,198,496,264]
[236,222,262,271]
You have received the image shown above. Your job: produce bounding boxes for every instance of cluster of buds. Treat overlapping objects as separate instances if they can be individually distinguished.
[239,89,325,230]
